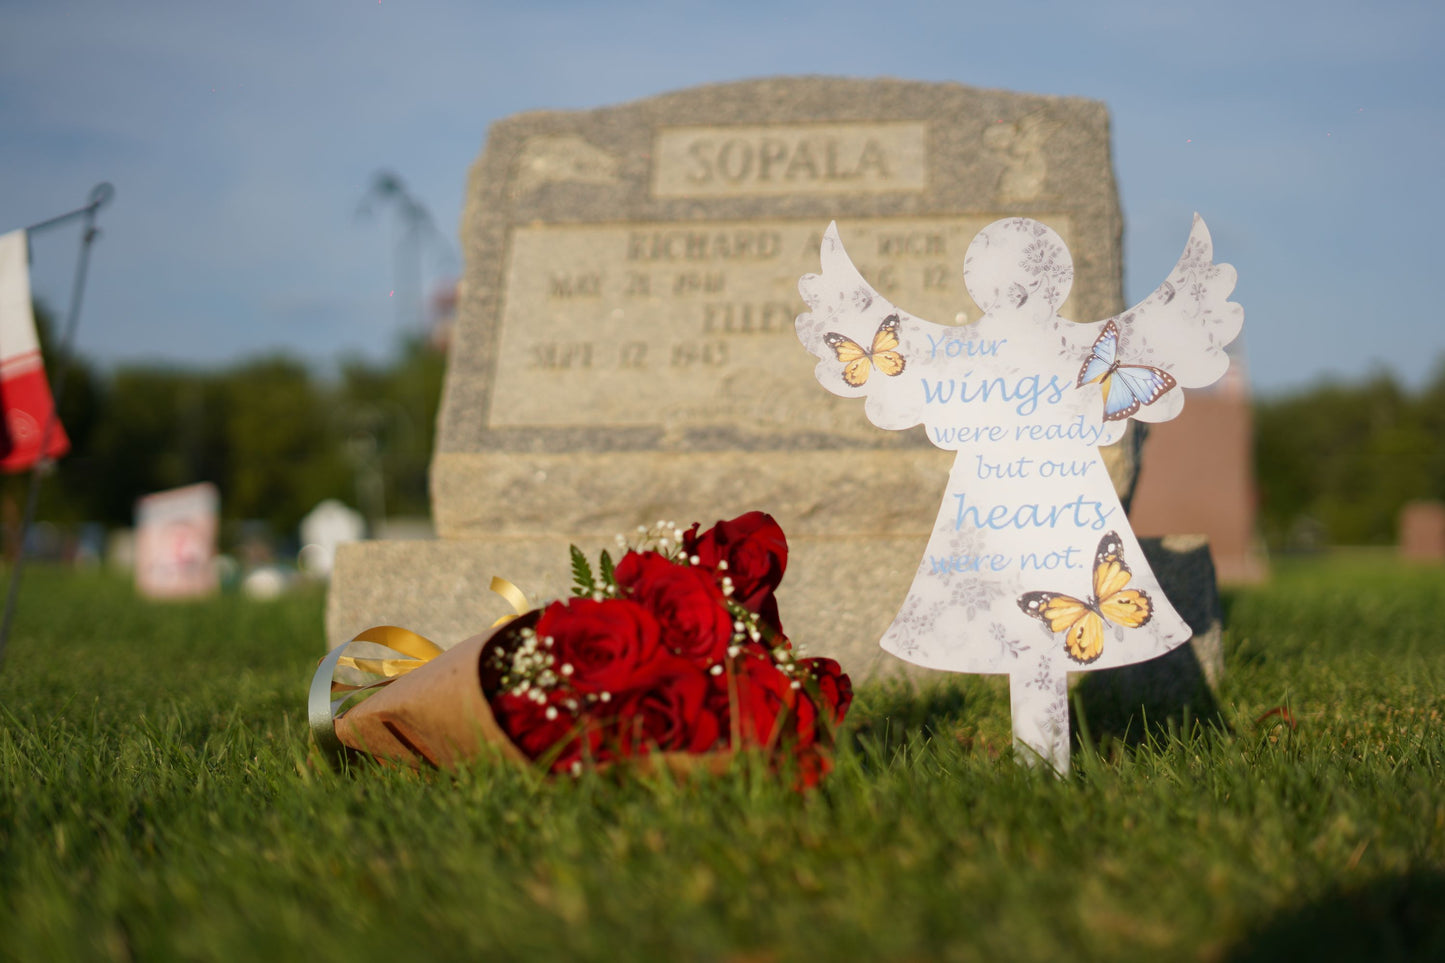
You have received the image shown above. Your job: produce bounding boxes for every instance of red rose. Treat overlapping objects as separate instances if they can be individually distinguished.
[792,746,833,790]
[683,512,788,627]
[491,688,603,773]
[614,551,734,667]
[609,654,723,756]
[713,650,817,752]
[797,657,853,727]
[535,597,660,697]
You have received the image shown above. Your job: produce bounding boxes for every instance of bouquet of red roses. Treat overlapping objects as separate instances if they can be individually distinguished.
[312,512,852,787]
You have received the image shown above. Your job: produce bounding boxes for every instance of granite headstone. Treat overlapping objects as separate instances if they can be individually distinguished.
[330,77,1211,688]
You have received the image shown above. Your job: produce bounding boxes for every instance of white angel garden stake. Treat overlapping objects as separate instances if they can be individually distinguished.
[796,216,1243,774]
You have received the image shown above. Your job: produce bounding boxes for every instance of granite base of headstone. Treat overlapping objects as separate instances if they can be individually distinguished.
[1071,534,1225,745]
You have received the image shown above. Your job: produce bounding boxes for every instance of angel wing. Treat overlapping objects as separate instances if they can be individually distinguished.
[1055,214,1244,426]
[796,222,958,432]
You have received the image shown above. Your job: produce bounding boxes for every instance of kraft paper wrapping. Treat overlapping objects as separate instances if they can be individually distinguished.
[317,609,825,778]
[331,617,532,770]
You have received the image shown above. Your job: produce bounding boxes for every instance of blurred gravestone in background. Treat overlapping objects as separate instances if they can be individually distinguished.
[134,483,219,600]
[1130,349,1268,584]
[1398,500,1445,561]
[298,499,366,577]
[329,77,1213,687]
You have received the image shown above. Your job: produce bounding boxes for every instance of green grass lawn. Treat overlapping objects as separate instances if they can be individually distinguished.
[1,557,1442,962]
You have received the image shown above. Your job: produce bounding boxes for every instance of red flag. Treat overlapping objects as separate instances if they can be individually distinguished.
[0,230,69,473]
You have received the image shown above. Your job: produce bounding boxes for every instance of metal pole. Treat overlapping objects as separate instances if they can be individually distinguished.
[0,182,113,669]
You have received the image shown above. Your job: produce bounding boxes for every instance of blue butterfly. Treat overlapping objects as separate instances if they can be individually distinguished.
[1076,320,1177,422]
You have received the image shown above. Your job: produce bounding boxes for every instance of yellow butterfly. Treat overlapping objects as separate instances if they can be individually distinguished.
[824,314,906,387]
[1017,531,1153,664]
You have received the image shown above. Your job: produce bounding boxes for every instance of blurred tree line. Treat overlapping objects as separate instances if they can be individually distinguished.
[7,304,1442,551]
[1254,363,1445,549]
[1,305,445,542]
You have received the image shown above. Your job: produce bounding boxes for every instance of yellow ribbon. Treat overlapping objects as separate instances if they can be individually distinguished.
[489,576,530,627]
[309,577,534,757]
[336,624,444,678]
[333,579,532,678]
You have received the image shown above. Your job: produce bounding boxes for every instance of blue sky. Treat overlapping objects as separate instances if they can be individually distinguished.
[2,0,1441,395]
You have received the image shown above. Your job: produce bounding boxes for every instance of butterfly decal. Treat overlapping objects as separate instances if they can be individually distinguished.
[1077,319,1177,421]
[825,314,906,388]
[1016,531,1153,664]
